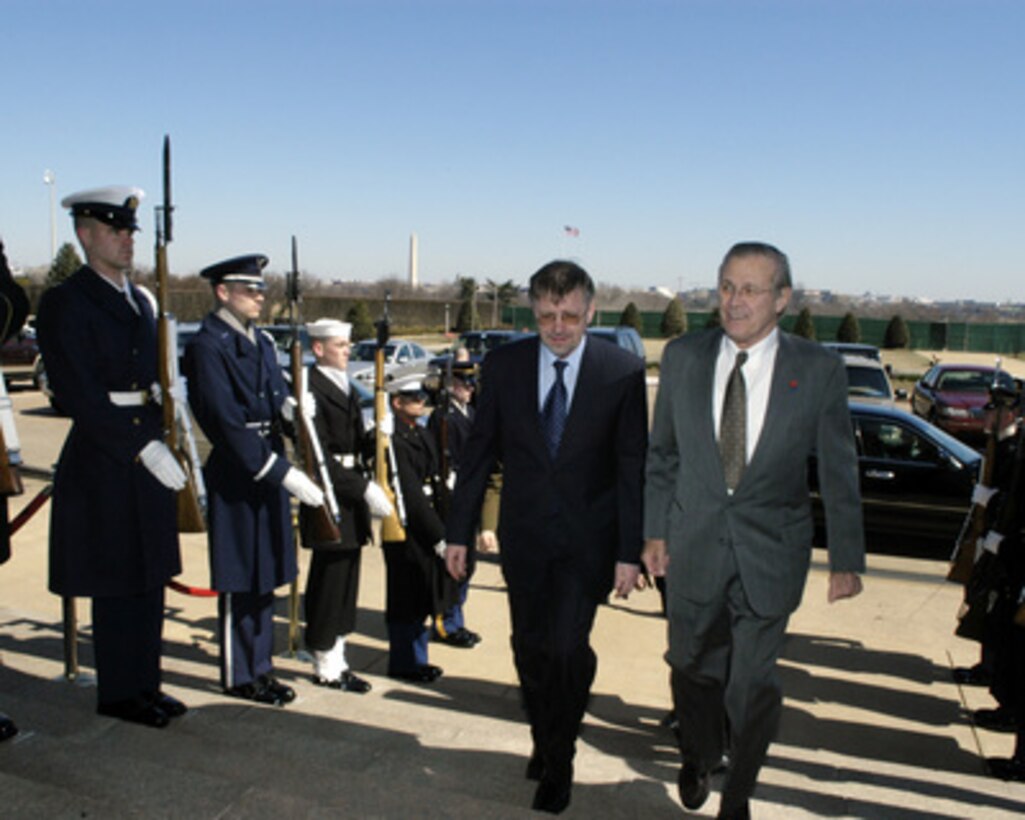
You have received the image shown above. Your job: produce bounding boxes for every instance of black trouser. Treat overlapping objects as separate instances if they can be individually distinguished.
[304,549,361,651]
[92,587,164,705]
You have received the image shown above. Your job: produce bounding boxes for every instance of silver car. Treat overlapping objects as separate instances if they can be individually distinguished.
[347,338,431,386]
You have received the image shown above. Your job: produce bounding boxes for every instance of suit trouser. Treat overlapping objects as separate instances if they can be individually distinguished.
[92,587,164,705]
[304,549,361,651]
[218,590,275,689]
[507,557,599,776]
[668,558,789,815]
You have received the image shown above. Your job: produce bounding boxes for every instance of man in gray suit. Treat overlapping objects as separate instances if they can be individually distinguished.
[643,241,864,819]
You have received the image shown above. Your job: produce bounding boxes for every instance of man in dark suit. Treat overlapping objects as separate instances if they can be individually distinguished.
[36,187,188,728]
[643,241,865,819]
[184,254,324,707]
[300,318,392,693]
[446,260,647,814]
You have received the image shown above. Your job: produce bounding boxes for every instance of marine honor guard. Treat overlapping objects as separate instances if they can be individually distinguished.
[300,318,393,693]
[36,186,187,728]
[183,254,324,706]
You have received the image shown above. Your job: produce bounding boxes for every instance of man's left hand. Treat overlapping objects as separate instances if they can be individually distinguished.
[828,571,863,603]
[613,562,640,599]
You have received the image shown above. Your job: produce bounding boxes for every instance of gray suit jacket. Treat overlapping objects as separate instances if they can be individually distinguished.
[644,328,865,617]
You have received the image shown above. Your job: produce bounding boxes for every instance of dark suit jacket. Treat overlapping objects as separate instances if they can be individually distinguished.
[645,328,865,618]
[446,335,647,599]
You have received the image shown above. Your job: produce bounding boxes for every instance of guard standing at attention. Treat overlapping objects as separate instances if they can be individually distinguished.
[183,254,324,706]
[36,186,187,729]
[301,318,393,693]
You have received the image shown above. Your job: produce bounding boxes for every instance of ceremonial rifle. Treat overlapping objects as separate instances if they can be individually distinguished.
[287,236,341,544]
[375,292,407,541]
[948,358,1007,583]
[155,135,206,532]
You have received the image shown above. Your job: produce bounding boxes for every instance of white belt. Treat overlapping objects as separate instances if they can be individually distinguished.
[332,454,356,469]
[109,390,149,407]
[422,484,433,497]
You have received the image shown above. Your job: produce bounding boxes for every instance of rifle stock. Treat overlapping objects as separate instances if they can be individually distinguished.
[155,135,205,533]
[374,308,406,542]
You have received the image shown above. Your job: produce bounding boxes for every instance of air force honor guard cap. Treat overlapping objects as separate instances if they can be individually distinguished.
[199,254,269,289]
[61,185,144,231]
[306,318,352,341]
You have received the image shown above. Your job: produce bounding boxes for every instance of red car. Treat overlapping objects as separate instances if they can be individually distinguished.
[911,363,1018,444]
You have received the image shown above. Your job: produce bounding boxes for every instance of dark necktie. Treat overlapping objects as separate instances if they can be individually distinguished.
[719,351,748,491]
[542,360,568,458]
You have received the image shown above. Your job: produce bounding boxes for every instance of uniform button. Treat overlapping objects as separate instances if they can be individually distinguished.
[131,382,138,389]
[132,417,141,426]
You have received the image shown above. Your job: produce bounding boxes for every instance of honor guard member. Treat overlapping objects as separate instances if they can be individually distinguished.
[383,379,454,682]
[301,318,393,693]
[183,254,324,706]
[36,186,188,729]
[427,364,483,648]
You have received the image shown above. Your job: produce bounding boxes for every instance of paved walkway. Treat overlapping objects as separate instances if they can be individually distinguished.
[0,389,1023,818]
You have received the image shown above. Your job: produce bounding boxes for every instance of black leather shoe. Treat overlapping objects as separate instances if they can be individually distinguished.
[525,750,545,781]
[433,628,481,648]
[389,664,443,683]
[988,755,1025,781]
[145,691,187,718]
[226,680,291,707]
[677,761,710,810]
[97,697,170,729]
[974,707,1017,732]
[0,713,18,741]
[717,801,750,820]
[953,664,992,686]
[258,674,296,704]
[314,670,372,694]
[532,771,572,814]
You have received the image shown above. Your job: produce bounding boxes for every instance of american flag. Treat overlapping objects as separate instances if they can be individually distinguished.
[563,225,580,237]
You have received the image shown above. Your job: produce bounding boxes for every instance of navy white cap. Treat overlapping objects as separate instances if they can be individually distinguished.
[306,318,352,341]
[200,254,269,288]
[61,185,145,231]
[389,378,428,398]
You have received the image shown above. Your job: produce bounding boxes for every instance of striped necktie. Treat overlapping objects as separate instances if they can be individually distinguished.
[719,351,748,491]
[542,360,568,458]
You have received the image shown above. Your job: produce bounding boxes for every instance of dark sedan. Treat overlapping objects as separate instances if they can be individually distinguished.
[911,363,1017,444]
[812,401,981,552]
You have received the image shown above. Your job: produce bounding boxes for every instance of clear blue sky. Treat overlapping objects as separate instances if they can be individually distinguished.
[3,0,1022,302]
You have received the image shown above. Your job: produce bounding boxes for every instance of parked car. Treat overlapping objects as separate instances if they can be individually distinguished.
[842,354,906,406]
[587,326,645,359]
[911,363,1018,444]
[812,401,982,551]
[430,329,530,370]
[822,341,882,361]
[348,337,430,386]
[0,326,41,386]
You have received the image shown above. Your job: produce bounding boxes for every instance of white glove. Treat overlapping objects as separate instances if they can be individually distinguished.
[377,413,394,437]
[980,530,1004,556]
[281,394,317,424]
[446,471,456,491]
[971,483,998,507]
[150,379,187,407]
[282,467,326,507]
[363,481,395,518]
[433,540,447,559]
[138,440,188,491]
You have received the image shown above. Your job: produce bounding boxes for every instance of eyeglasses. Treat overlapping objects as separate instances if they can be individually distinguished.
[718,281,775,300]
[536,310,586,327]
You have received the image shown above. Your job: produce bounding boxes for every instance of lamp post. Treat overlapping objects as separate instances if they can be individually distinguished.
[43,169,56,263]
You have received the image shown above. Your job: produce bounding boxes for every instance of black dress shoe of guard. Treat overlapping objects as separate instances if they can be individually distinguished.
[97,697,170,729]
[525,750,545,781]
[225,680,287,706]
[952,664,992,687]
[258,674,296,704]
[987,755,1025,781]
[717,801,750,820]
[678,761,710,810]
[0,713,18,741]
[974,706,1017,733]
[434,628,481,648]
[389,664,443,683]
[145,691,187,718]
[314,670,372,694]
[532,770,572,814]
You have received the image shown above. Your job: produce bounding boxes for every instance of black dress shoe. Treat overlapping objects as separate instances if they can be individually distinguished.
[974,706,1017,732]
[97,697,170,729]
[525,750,545,781]
[0,713,18,741]
[988,755,1025,781]
[953,664,992,686]
[433,627,481,648]
[258,674,296,704]
[145,691,187,718]
[313,670,372,694]
[226,679,292,707]
[677,761,710,810]
[388,664,443,683]
[532,771,572,814]
[717,801,750,820]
